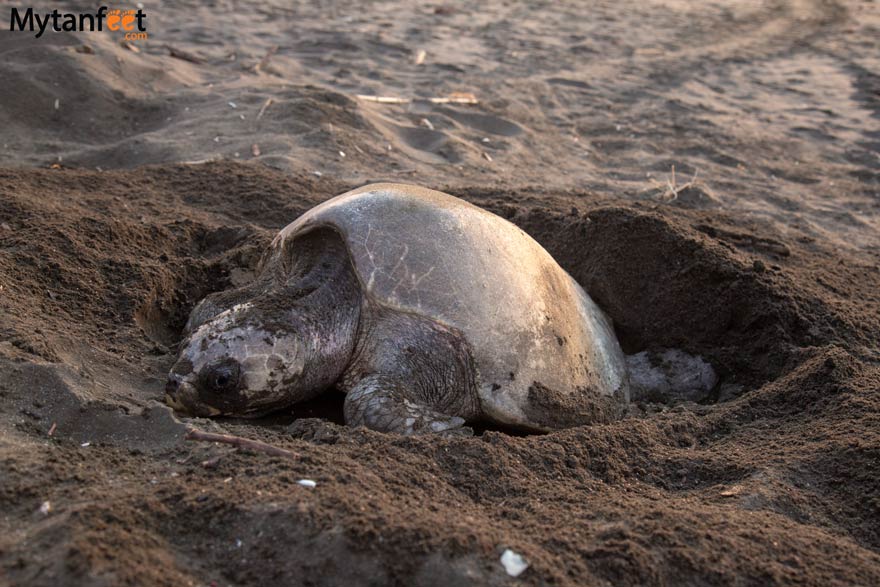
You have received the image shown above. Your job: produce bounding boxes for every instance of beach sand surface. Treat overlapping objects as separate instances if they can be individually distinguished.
[1,1,879,585]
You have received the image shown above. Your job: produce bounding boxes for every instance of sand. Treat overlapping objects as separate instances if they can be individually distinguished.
[1,1,879,585]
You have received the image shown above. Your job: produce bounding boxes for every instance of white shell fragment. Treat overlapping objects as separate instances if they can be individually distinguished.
[500,549,529,577]
[297,479,317,488]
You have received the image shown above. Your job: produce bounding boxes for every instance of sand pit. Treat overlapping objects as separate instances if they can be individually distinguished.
[2,163,878,586]
[1,1,879,585]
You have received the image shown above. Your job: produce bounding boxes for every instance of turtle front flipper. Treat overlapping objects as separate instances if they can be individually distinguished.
[340,304,481,435]
[344,374,470,434]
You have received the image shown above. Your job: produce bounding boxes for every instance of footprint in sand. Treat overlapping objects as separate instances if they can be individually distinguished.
[362,102,524,164]
[365,112,461,164]
[433,106,524,137]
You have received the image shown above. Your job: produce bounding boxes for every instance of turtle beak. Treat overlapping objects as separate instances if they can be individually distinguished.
[165,376,221,417]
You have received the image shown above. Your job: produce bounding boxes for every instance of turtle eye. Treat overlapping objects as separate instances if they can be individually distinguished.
[201,359,241,393]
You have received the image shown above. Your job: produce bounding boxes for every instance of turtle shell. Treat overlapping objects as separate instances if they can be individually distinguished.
[273,184,628,430]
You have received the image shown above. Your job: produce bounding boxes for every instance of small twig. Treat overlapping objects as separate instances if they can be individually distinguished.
[253,45,279,73]
[119,40,139,53]
[201,451,234,468]
[356,93,478,105]
[357,95,410,104]
[660,164,699,202]
[185,428,298,460]
[256,98,273,120]
[165,45,205,64]
[47,422,57,436]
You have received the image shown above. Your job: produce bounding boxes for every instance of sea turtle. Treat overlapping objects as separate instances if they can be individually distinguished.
[165,184,635,434]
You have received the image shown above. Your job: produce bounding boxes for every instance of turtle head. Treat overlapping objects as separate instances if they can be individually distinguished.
[165,302,309,418]
[166,226,362,418]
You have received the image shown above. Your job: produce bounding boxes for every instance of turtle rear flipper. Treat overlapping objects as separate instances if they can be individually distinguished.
[626,349,717,404]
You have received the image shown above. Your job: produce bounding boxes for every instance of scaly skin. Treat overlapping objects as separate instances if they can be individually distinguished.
[340,302,482,434]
